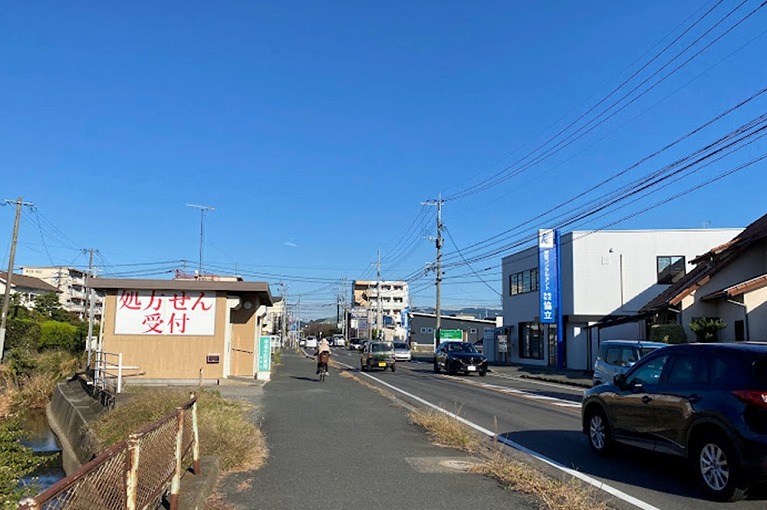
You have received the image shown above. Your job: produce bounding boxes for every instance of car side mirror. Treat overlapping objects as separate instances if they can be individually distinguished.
[614,374,626,388]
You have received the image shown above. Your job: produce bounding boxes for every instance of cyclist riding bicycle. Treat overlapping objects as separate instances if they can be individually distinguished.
[315,338,331,375]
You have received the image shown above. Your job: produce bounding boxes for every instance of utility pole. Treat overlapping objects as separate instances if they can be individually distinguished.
[422,195,444,348]
[83,248,100,369]
[376,249,383,340]
[186,203,215,277]
[0,197,35,362]
[280,282,288,346]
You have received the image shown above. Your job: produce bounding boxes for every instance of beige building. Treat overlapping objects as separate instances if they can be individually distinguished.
[352,280,409,340]
[21,266,104,320]
[86,277,273,382]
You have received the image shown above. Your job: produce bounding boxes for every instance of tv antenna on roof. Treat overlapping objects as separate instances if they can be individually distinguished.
[186,203,215,277]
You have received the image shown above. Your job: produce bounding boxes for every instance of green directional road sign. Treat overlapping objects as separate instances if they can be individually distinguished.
[439,329,463,340]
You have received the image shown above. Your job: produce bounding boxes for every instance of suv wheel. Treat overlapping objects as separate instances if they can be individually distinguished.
[586,407,613,456]
[693,433,748,502]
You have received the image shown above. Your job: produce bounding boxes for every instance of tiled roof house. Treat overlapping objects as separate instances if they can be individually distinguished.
[640,212,767,342]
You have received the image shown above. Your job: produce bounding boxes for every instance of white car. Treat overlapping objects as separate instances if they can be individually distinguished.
[393,341,412,362]
[332,335,346,347]
[305,336,318,349]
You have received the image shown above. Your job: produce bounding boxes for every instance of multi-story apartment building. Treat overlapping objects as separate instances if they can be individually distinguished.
[351,280,409,340]
[21,266,104,320]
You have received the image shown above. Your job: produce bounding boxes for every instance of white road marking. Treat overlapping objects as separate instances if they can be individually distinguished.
[335,359,662,510]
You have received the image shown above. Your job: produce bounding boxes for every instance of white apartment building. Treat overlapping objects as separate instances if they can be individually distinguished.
[21,266,104,320]
[501,228,742,370]
[351,280,409,340]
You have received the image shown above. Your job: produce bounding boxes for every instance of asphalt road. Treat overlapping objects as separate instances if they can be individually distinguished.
[214,352,537,510]
[327,348,767,510]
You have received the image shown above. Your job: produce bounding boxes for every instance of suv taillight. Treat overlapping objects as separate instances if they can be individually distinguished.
[732,390,767,409]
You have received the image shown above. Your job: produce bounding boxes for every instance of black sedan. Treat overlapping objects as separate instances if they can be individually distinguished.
[433,341,487,376]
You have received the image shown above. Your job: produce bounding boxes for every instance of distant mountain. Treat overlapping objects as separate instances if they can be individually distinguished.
[411,307,501,320]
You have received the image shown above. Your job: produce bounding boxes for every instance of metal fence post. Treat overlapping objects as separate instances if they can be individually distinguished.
[191,392,200,474]
[117,352,124,393]
[126,434,140,510]
[169,407,185,510]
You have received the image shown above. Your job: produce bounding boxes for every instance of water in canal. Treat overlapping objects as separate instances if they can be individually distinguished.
[19,411,66,494]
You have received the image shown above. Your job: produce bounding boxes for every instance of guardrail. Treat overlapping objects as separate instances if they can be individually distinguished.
[18,393,200,510]
[90,351,140,408]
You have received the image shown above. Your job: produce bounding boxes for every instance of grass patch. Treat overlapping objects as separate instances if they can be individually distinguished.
[405,408,608,510]
[91,387,267,473]
[408,408,484,454]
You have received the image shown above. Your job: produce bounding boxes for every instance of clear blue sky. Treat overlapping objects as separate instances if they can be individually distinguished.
[2,1,767,319]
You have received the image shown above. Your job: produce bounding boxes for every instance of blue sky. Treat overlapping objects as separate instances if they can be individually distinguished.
[2,1,767,319]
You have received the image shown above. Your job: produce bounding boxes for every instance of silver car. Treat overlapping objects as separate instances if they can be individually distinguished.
[592,340,667,386]
[392,341,412,362]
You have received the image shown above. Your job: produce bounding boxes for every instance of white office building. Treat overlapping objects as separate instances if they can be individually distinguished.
[500,228,742,370]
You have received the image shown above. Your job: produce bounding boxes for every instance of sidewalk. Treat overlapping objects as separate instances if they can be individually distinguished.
[210,352,538,510]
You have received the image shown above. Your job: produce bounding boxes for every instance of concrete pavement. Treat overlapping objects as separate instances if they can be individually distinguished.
[210,351,538,510]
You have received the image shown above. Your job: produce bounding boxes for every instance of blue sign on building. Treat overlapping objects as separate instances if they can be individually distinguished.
[538,229,558,324]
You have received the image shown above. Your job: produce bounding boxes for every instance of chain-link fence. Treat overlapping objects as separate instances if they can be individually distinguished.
[19,394,200,510]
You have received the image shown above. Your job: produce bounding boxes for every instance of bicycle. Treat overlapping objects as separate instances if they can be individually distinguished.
[317,352,330,382]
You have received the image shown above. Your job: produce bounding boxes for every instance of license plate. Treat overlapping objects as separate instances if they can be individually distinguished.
[378,362,387,367]
[467,366,477,371]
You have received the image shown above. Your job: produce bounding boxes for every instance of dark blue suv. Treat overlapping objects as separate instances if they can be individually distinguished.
[582,342,767,501]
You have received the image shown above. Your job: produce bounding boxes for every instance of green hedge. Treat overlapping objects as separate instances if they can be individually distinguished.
[5,319,41,351]
[649,324,688,344]
[38,321,82,352]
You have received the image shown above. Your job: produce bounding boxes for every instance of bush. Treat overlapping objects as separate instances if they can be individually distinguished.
[5,319,41,351]
[38,321,82,352]
[689,318,726,343]
[649,324,687,344]
[0,416,48,506]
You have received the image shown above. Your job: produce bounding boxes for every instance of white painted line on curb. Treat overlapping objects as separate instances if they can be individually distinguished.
[336,360,661,510]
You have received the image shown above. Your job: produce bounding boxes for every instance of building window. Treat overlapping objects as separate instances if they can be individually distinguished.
[509,268,540,296]
[734,320,745,342]
[657,256,686,284]
[519,322,543,360]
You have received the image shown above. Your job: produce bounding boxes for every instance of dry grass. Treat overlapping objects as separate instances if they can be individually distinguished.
[408,407,485,454]
[92,387,268,473]
[403,402,609,510]
[471,449,609,510]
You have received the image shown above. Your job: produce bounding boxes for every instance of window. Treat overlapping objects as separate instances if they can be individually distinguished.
[627,355,668,387]
[509,268,540,295]
[657,256,686,284]
[519,322,543,360]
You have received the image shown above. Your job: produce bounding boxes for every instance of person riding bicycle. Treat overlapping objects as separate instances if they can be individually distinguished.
[315,338,331,375]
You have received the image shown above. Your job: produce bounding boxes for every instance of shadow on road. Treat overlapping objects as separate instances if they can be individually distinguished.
[500,428,767,502]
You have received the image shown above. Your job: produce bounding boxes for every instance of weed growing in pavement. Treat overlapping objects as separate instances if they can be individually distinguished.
[407,407,484,454]
[406,408,609,510]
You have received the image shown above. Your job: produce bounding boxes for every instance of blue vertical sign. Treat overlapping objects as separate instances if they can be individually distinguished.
[538,229,558,324]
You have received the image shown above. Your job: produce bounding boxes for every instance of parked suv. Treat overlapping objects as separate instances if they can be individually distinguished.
[592,340,668,386]
[582,342,767,501]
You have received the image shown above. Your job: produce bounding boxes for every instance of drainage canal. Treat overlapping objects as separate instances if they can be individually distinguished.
[20,411,65,493]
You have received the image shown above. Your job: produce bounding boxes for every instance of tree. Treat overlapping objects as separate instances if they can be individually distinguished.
[689,318,726,343]
[32,292,63,320]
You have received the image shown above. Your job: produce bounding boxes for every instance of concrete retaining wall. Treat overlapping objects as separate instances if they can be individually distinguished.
[46,378,105,475]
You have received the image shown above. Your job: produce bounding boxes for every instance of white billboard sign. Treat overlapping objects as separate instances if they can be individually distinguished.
[115,289,216,336]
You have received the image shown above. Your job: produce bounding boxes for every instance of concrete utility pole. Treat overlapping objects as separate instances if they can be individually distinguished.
[0,197,34,362]
[186,203,215,277]
[422,195,444,347]
[376,249,383,340]
[83,248,100,369]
